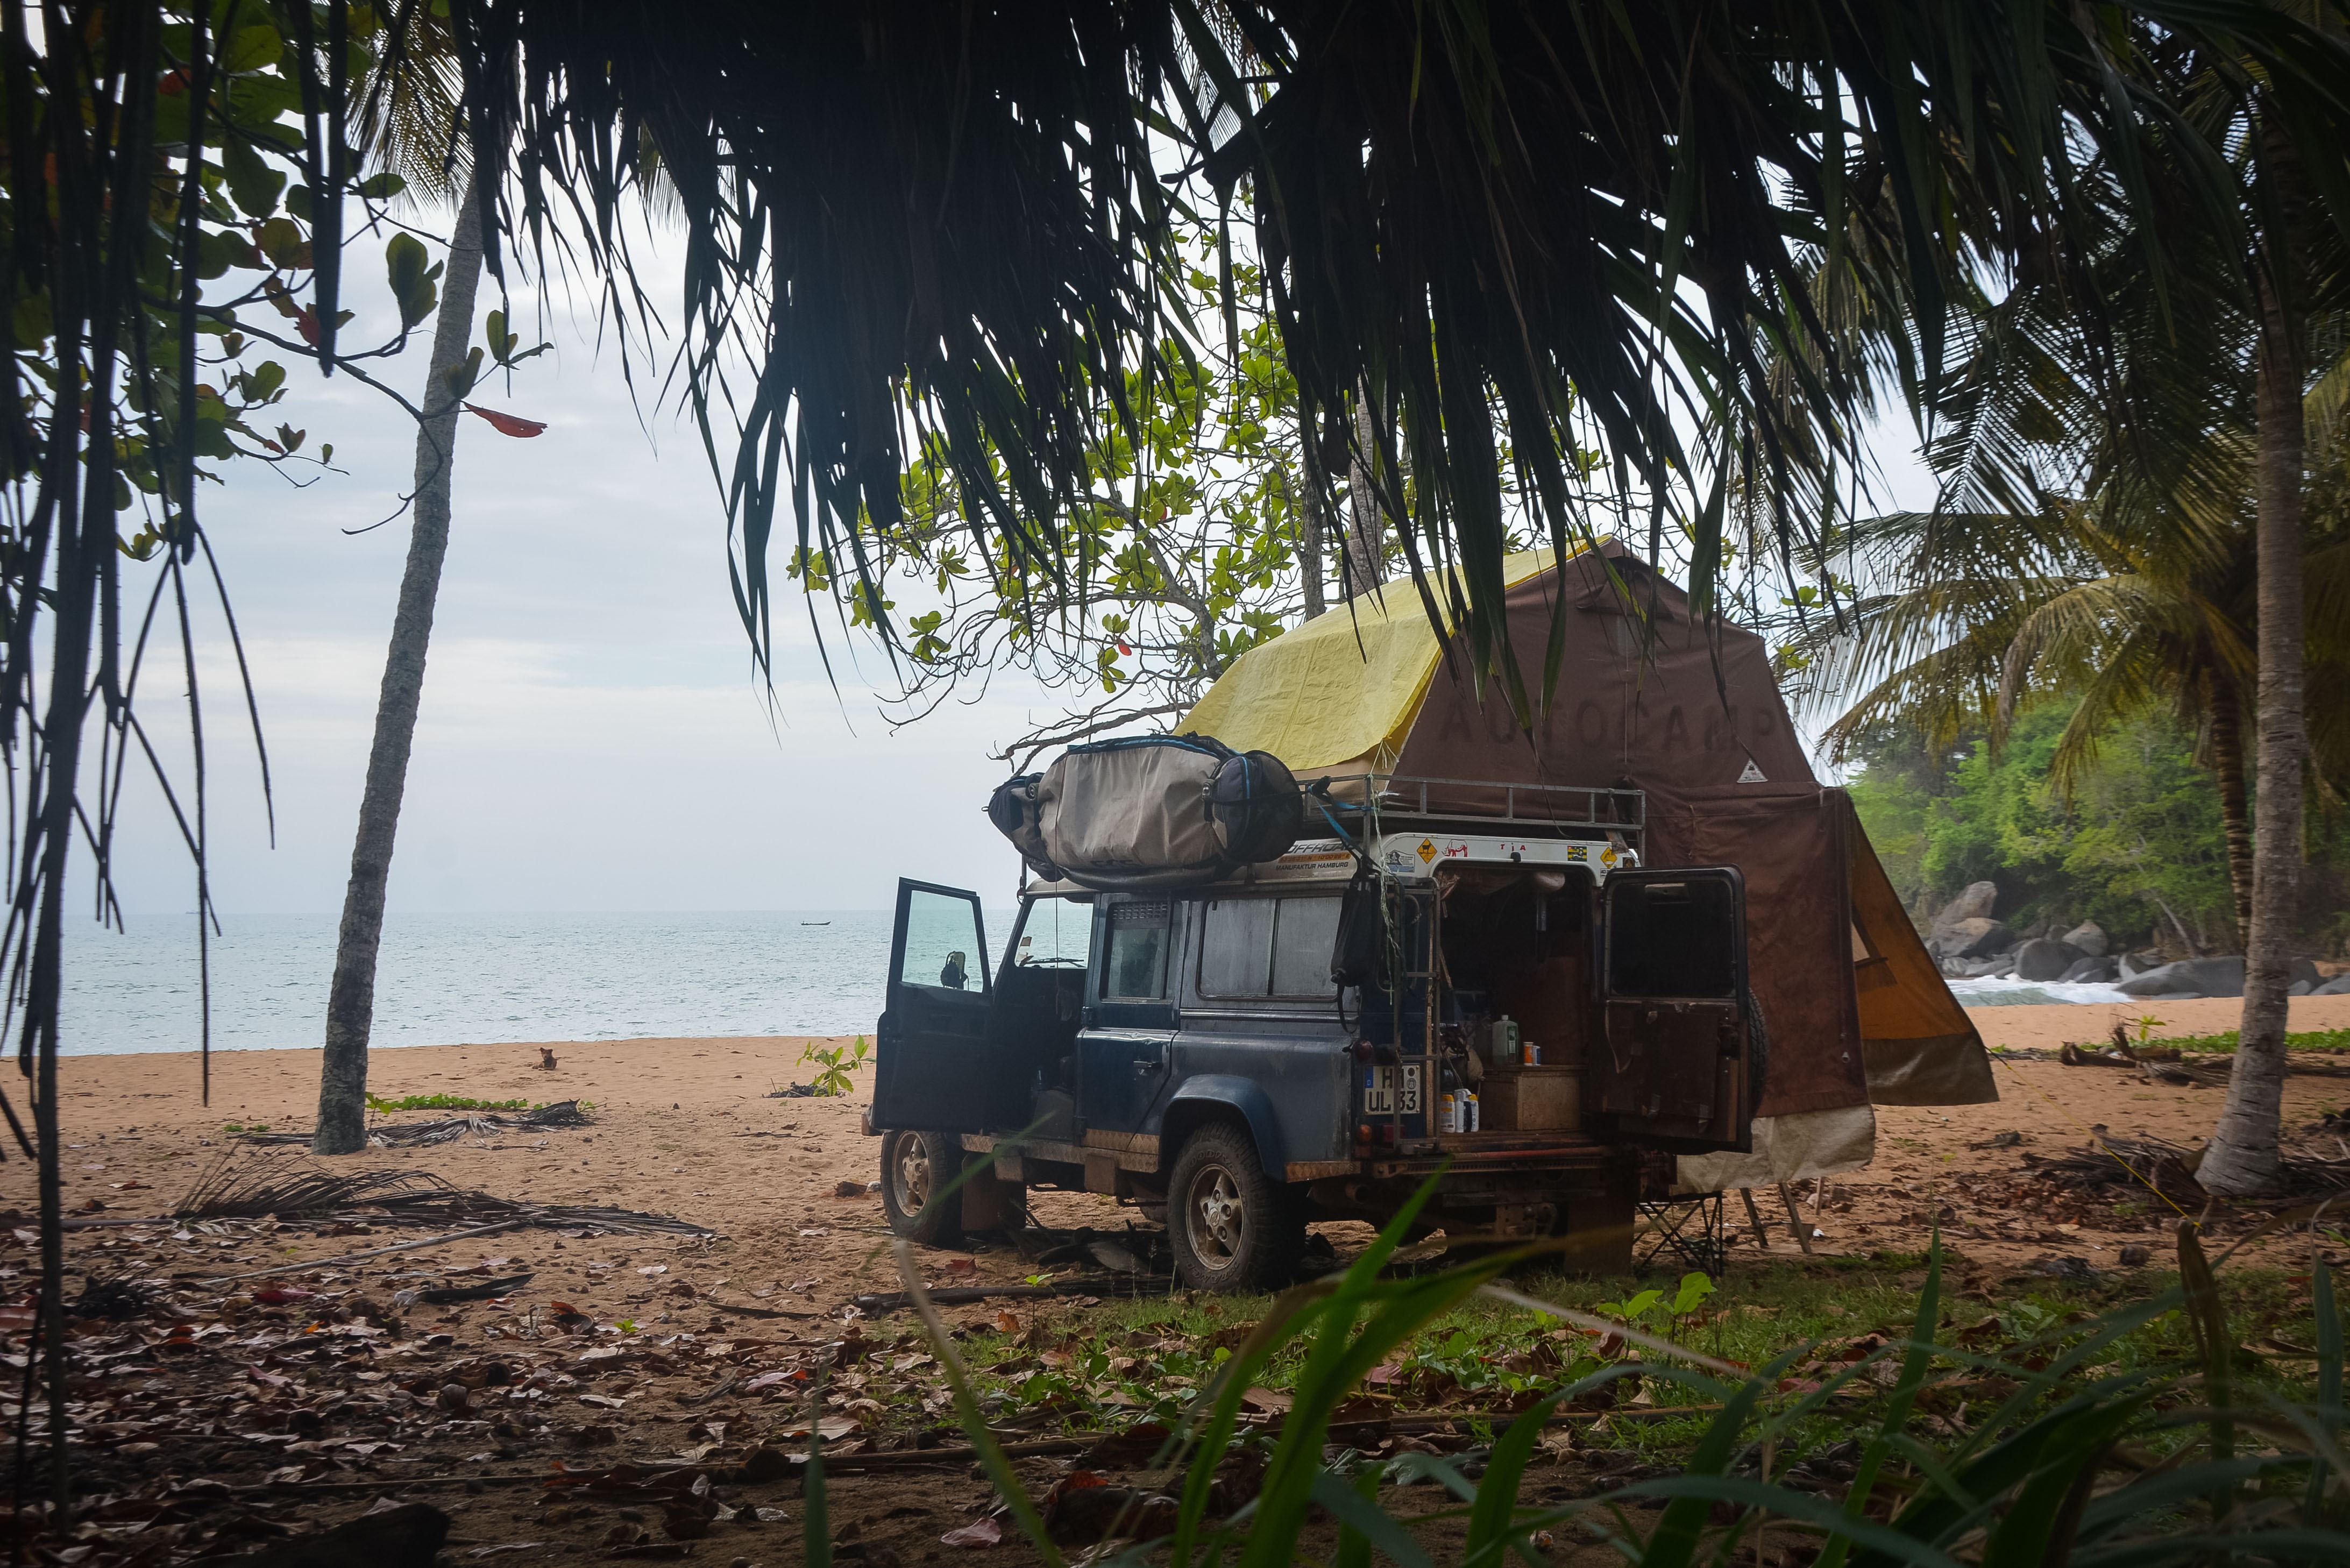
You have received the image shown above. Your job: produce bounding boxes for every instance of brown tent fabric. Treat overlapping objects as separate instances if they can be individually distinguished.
[1850,813,1999,1105]
[1386,541,1989,1116]
[1642,785,1869,1119]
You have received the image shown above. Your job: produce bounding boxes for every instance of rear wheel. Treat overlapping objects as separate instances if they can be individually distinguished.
[1167,1122,1304,1292]
[879,1129,963,1246]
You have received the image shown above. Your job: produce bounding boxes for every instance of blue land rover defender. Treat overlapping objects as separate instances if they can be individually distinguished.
[868,775,1761,1291]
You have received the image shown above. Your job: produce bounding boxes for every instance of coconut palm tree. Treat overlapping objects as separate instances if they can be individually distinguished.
[313,29,489,1155]
[1786,42,2350,1189]
[431,1,2350,686]
[420,1,2350,1189]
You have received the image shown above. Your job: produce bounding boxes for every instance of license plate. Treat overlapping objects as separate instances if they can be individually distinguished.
[1362,1064,1422,1116]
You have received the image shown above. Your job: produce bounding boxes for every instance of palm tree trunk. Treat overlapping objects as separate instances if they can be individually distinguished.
[2203,143,2308,1197]
[1290,459,1326,620]
[2206,670,2254,939]
[313,176,486,1154]
[1343,394,1382,598]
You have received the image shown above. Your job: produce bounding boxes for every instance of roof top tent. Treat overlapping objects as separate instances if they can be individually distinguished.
[1181,538,1998,1191]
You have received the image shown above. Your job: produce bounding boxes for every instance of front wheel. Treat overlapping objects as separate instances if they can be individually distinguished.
[878,1129,963,1246]
[1167,1122,1304,1292]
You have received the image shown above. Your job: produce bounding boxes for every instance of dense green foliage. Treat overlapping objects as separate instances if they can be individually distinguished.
[877,1193,2346,1568]
[1848,702,2350,954]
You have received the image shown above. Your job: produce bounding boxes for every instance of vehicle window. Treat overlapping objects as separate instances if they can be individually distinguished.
[1607,877,1737,998]
[1270,897,1344,996]
[900,887,986,994]
[1198,898,1276,996]
[1014,899,1095,968]
[1103,900,1172,999]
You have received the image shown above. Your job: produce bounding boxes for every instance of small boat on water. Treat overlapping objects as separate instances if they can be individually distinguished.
[801,920,831,926]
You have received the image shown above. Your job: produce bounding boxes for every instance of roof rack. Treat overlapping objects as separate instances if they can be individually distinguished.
[1310,773,1646,840]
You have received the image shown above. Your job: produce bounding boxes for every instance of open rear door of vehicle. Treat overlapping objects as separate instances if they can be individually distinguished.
[874,879,1007,1133]
[1591,867,1756,1153]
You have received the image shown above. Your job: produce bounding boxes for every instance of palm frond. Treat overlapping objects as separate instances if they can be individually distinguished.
[420,0,2350,698]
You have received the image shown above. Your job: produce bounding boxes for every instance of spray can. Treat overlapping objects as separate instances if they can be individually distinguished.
[1439,1091,1459,1134]
[1525,1040,1543,1067]
[1462,1089,1480,1133]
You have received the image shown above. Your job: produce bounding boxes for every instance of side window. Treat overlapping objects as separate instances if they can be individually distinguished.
[1199,899,1276,996]
[1270,897,1344,996]
[1606,877,1739,998]
[899,886,987,994]
[1199,896,1341,998]
[1102,899,1172,999]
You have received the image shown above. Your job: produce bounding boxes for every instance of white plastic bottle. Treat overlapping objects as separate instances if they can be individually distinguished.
[1462,1089,1480,1132]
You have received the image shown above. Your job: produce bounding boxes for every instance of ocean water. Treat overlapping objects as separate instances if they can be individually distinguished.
[60,908,2133,1057]
[1942,973,2133,1008]
[58,909,1012,1057]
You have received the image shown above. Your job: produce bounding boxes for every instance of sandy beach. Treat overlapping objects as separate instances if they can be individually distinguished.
[5,997,2343,1565]
[10,993,2348,1308]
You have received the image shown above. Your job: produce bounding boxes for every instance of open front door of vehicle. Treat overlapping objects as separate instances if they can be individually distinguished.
[1591,867,1756,1153]
[874,879,1005,1133]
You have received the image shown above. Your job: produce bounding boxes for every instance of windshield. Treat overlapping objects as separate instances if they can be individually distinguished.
[1011,897,1095,970]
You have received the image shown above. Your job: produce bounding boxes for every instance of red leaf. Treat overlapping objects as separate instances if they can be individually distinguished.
[464,403,548,438]
[940,1517,1002,1549]
[295,307,321,347]
[252,1287,311,1305]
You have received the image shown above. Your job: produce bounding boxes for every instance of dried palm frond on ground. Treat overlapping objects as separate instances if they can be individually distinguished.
[2025,1131,2350,1206]
[173,1155,711,1236]
[236,1099,593,1148]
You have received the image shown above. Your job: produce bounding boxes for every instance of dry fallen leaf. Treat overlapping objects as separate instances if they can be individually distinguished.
[940,1516,1004,1549]
[995,1310,1023,1335]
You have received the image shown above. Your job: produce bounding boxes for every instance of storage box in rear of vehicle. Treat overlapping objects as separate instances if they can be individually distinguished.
[1480,1062,1584,1130]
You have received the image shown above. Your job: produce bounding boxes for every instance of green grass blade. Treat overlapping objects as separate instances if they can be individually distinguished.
[2177,1222,2234,1517]
[1620,1356,1780,1568]
[2312,1261,2341,1513]
[892,1239,1065,1568]
[1819,1237,1944,1568]
[1310,1470,1438,1568]
[1615,1475,1968,1568]
[1333,1466,1383,1568]
[1240,1262,1522,1568]
[801,1374,830,1568]
[1465,1391,1572,1565]
[2075,1457,2287,1541]
[2068,1529,2350,1568]
[1977,1399,2143,1566]
[1852,1400,2108,1567]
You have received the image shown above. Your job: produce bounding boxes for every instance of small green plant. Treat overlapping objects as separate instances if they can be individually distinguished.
[1595,1270,1717,1342]
[365,1092,530,1113]
[2129,1012,2168,1045]
[797,1035,874,1097]
[2147,1024,2350,1053]
[615,1318,637,1335]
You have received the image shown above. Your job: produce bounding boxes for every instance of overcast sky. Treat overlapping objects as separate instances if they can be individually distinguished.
[96,218,1937,920]
[102,227,1055,919]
